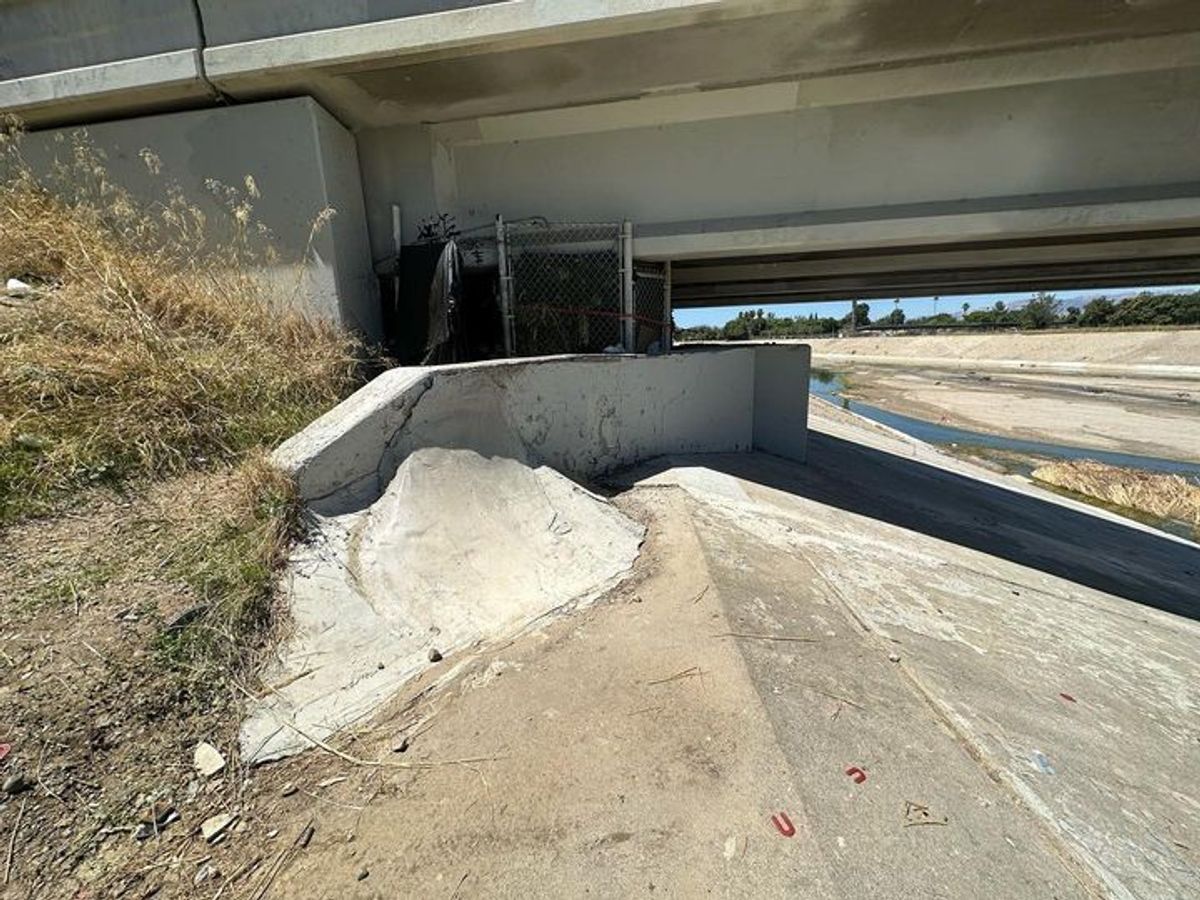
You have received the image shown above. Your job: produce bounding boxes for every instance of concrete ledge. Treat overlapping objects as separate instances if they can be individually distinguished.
[0,51,206,119]
[275,348,811,514]
[203,0,726,79]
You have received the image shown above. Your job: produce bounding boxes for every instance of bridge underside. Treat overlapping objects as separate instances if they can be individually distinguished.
[5,2,1200,332]
[668,226,1200,308]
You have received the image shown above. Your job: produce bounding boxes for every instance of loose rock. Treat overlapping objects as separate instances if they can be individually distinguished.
[2,773,30,795]
[428,648,443,663]
[193,742,226,778]
[5,277,31,298]
[200,812,238,843]
[356,866,370,881]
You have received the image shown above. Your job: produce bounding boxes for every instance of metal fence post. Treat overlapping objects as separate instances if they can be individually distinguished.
[662,260,673,352]
[621,220,634,352]
[495,214,514,357]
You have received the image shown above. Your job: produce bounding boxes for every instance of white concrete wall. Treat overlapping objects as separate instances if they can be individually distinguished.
[276,348,811,514]
[16,97,380,338]
[440,66,1200,237]
[753,345,812,464]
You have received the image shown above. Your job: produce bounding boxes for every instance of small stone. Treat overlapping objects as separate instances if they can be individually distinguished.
[5,277,31,298]
[194,863,219,886]
[428,648,443,663]
[299,824,315,848]
[200,813,238,843]
[888,652,901,663]
[2,773,30,795]
[193,742,226,778]
[356,866,369,881]
[391,734,410,754]
[281,782,298,797]
[376,661,385,670]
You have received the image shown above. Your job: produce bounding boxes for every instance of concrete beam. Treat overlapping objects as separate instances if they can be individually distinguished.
[671,233,1200,286]
[0,51,209,125]
[432,31,1200,145]
[202,0,736,80]
[634,195,1200,262]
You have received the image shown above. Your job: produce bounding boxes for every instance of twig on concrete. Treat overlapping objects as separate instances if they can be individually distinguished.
[903,820,949,827]
[804,685,865,710]
[713,632,819,644]
[214,854,261,899]
[233,681,499,770]
[249,820,313,900]
[628,704,665,717]
[4,798,27,885]
[451,871,470,898]
[647,666,702,686]
[689,584,710,604]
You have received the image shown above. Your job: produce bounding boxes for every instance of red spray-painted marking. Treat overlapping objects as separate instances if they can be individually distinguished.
[845,766,867,784]
[1059,693,1076,703]
[0,743,9,763]
[771,812,796,837]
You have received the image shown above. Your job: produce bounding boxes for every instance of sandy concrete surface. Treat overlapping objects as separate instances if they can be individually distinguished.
[805,329,1200,374]
[832,366,1200,462]
[209,404,1199,899]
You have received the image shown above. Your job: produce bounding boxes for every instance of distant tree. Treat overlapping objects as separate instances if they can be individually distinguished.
[722,316,750,340]
[1078,297,1116,327]
[961,302,970,318]
[844,301,870,329]
[885,307,906,326]
[1109,291,1200,326]
[1022,292,1062,329]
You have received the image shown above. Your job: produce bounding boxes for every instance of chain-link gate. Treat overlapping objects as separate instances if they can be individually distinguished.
[633,261,670,353]
[497,219,624,356]
[496,218,671,357]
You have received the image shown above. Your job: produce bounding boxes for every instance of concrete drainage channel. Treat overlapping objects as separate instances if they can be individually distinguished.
[240,346,812,762]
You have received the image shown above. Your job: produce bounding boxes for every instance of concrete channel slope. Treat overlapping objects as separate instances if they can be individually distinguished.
[257,400,1198,897]
[244,348,811,761]
[623,405,1200,899]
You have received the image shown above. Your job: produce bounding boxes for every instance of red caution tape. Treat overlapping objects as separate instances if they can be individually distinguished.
[771,812,795,837]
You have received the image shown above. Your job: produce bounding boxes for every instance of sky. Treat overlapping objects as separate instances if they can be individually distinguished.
[673,284,1200,328]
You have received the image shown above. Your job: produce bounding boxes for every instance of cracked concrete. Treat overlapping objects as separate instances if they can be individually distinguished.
[241,448,644,762]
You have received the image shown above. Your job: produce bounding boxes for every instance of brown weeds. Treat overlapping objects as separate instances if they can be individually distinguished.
[0,120,362,522]
[1032,459,1200,535]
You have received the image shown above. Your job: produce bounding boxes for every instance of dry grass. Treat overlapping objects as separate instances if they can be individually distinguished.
[1,123,362,523]
[1032,459,1200,535]
[0,122,383,894]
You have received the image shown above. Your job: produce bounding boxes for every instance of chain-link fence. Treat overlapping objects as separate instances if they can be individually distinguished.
[633,262,668,353]
[498,220,624,356]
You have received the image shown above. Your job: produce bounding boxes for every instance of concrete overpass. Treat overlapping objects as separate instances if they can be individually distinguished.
[4,1,1200,333]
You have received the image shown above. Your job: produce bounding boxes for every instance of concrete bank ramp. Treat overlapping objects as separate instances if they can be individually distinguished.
[241,448,643,763]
